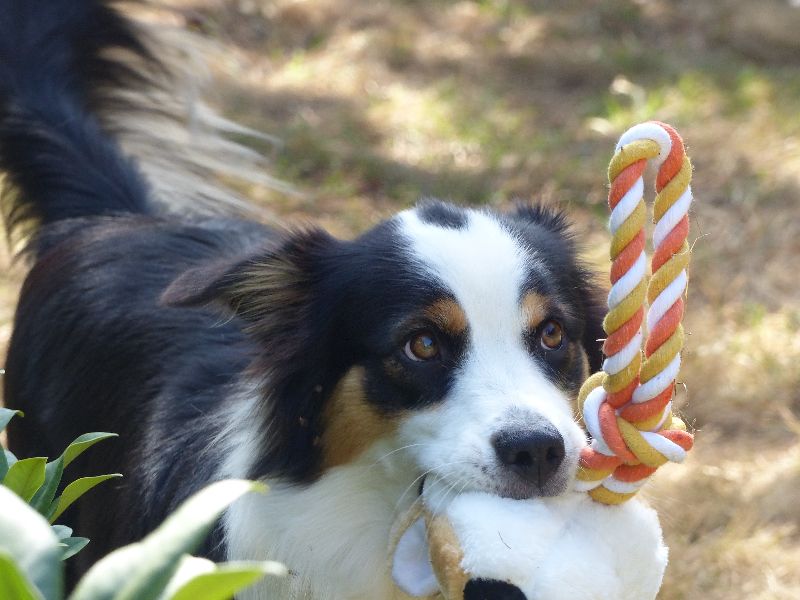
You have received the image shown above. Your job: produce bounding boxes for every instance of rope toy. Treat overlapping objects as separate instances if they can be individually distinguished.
[575,121,695,505]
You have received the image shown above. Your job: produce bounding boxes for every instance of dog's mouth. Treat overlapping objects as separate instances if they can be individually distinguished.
[417,464,572,504]
[491,470,570,500]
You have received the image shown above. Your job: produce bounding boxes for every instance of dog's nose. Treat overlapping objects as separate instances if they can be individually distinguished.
[492,425,565,488]
[464,578,527,600]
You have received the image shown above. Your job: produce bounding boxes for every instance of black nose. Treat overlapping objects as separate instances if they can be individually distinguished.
[464,578,527,600]
[492,425,565,488]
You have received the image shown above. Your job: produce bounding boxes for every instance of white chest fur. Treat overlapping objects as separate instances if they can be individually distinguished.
[223,442,417,600]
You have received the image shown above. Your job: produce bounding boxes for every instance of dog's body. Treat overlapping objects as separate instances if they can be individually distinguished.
[1,2,605,598]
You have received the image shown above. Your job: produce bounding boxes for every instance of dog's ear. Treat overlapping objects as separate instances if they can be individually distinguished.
[162,227,336,334]
[512,203,572,238]
[163,227,351,481]
[581,276,607,375]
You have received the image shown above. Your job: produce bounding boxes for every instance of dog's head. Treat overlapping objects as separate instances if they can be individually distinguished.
[164,200,605,498]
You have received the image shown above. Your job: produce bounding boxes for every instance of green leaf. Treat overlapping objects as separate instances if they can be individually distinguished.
[30,457,64,518]
[62,433,117,468]
[0,487,63,600]
[2,449,18,482]
[164,558,285,600]
[59,537,90,561]
[4,449,18,467]
[51,525,73,541]
[31,432,117,519]
[0,409,23,481]
[49,474,122,523]
[0,407,23,434]
[0,551,42,600]
[70,480,266,600]
[3,457,47,502]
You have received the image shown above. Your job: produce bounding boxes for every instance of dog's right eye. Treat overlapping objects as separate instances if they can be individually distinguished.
[404,331,440,361]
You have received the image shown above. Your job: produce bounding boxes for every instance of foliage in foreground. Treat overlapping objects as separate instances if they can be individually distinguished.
[0,408,286,599]
[1,408,120,562]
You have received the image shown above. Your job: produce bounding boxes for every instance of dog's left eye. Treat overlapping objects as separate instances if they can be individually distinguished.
[539,320,564,350]
[404,331,440,361]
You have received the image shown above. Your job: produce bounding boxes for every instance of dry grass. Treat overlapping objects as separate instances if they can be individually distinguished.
[3,0,800,597]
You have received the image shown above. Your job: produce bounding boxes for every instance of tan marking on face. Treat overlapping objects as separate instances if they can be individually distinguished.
[521,291,549,330]
[424,299,468,336]
[321,366,397,469]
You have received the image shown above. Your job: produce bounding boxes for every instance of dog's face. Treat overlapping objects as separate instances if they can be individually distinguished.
[388,206,599,499]
[165,201,605,498]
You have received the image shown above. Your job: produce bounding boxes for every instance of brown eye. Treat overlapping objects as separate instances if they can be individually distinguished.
[404,331,440,361]
[539,320,564,350]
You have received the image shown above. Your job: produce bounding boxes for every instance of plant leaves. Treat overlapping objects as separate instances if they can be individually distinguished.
[165,558,285,600]
[31,432,117,520]
[0,550,42,600]
[62,433,117,468]
[0,407,23,434]
[0,487,63,600]
[4,449,18,467]
[70,480,266,600]
[30,457,64,518]
[49,474,122,523]
[50,525,73,541]
[60,537,90,561]
[3,457,47,502]
[2,449,18,482]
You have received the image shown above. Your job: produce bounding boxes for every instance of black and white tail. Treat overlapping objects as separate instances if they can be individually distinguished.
[0,0,158,252]
[0,0,281,255]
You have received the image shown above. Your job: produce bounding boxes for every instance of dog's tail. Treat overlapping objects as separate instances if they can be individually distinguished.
[0,0,162,253]
[0,0,280,255]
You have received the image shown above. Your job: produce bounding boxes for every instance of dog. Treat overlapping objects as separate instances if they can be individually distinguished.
[0,1,606,598]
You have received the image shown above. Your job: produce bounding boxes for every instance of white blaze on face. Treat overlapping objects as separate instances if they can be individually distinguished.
[395,209,587,494]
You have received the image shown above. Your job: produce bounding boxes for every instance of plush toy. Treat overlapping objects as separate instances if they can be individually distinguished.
[389,122,694,600]
[390,478,667,600]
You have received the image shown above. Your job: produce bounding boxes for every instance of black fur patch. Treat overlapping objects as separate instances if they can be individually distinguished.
[417,199,468,229]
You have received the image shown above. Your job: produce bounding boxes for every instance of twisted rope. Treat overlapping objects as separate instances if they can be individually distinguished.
[575,122,695,505]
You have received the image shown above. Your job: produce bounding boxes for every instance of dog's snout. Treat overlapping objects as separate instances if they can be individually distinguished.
[492,425,565,488]
[464,578,527,600]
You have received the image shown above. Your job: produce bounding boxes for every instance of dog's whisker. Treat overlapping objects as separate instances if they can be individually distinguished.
[393,460,471,513]
[430,475,462,516]
[366,443,434,469]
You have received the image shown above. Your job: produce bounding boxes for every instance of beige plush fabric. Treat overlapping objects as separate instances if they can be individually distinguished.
[425,512,468,600]
[388,501,442,600]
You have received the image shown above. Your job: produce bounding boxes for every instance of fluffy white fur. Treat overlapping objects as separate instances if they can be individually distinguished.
[223,438,419,600]
[395,479,668,600]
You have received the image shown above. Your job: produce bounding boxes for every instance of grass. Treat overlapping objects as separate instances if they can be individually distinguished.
[3,0,800,597]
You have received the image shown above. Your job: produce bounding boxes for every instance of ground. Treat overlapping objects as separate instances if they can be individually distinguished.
[2,0,799,598]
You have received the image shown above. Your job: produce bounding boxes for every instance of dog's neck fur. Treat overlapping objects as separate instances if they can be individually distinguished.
[219,383,418,600]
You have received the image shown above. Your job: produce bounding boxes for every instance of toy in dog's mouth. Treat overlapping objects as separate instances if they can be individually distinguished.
[391,476,667,600]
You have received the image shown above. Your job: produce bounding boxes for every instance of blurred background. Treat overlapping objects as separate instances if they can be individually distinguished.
[2,0,799,598]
